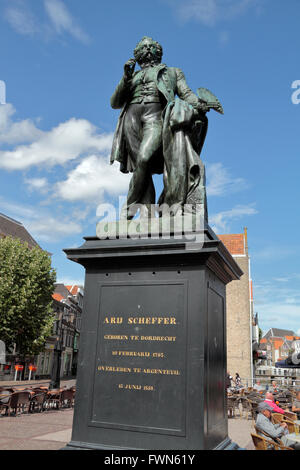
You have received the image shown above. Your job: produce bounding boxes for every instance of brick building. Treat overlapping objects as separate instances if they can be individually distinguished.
[218,228,254,383]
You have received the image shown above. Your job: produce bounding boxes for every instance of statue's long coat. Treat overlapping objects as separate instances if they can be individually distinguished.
[110,64,208,214]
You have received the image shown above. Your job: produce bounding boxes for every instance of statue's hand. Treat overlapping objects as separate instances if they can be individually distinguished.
[197,100,209,113]
[124,59,136,80]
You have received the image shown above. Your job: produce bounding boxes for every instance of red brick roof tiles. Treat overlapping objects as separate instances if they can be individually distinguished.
[218,234,245,255]
[52,293,64,302]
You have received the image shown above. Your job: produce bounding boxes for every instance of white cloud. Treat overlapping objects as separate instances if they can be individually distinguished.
[0,115,113,170]
[24,177,49,193]
[210,203,257,232]
[172,0,261,26]
[206,162,248,197]
[0,197,82,242]
[0,104,43,144]
[4,0,90,44]
[44,0,90,44]
[55,155,131,202]
[4,1,39,36]
[26,216,82,242]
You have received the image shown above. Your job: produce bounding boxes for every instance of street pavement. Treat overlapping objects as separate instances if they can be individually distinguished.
[0,407,73,450]
[0,379,76,450]
[0,378,255,450]
[0,409,255,450]
[228,418,255,450]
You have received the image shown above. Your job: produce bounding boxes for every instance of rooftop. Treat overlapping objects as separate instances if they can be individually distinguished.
[0,213,39,248]
[218,233,246,256]
[263,328,296,340]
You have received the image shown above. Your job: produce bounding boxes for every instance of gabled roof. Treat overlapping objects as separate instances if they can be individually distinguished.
[0,213,39,248]
[218,233,245,255]
[54,283,71,301]
[263,328,296,340]
[66,285,79,295]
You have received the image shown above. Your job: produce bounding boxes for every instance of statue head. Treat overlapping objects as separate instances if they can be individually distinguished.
[134,36,163,67]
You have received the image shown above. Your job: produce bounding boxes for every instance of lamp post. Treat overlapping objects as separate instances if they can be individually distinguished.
[49,318,63,390]
[49,307,74,389]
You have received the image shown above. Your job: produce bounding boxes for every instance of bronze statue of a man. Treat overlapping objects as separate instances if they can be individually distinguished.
[110,36,223,220]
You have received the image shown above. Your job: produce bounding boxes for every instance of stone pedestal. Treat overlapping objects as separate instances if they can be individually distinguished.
[63,224,242,450]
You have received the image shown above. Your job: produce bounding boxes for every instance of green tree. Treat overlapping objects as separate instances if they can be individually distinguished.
[0,236,56,358]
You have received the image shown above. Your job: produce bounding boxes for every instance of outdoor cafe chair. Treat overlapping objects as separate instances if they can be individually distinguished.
[227,397,238,418]
[251,432,294,451]
[47,389,63,409]
[7,391,32,416]
[282,418,298,434]
[239,397,252,420]
[60,389,75,408]
[272,413,284,425]
[284,411,297,421]
[0,390,12,416]
[248,400,262,422]
[29,390,47,413]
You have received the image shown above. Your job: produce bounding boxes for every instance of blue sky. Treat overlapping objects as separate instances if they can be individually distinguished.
[0,0,299,335]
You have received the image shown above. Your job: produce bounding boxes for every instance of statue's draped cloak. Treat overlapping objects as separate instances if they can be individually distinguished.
[110,64,208,217]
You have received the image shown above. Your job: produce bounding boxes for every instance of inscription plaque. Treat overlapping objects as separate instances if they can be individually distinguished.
[89,281,187,436]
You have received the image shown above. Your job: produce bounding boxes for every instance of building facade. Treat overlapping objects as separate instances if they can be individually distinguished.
[35,284,84,380]
[218,228,254,383]
[255,329,300,384]
[0,212,84,381]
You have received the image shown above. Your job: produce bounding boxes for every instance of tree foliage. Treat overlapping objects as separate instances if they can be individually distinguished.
[0,236,57,357]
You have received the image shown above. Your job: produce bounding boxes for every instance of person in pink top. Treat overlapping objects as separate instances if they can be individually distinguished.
[264,392,286,414]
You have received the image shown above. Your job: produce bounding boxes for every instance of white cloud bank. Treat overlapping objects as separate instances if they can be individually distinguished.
[4,0,90,44]
[0,106,113,170]
[0,197,82,242]
[0,104,43,144]
[55,155,130,202]
[44,0,90,44]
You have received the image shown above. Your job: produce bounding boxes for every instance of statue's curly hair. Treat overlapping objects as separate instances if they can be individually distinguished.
[134,36,163,63]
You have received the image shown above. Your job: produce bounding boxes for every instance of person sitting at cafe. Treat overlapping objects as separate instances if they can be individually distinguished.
[256,401,300,450]
[269,381,279,394]
[292,390,300,420]
[256,402,288,449]
[264,392,286,414]
[253,381,263,392]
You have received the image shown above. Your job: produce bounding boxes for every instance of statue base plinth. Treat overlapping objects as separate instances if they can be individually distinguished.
[63,224,242,450]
